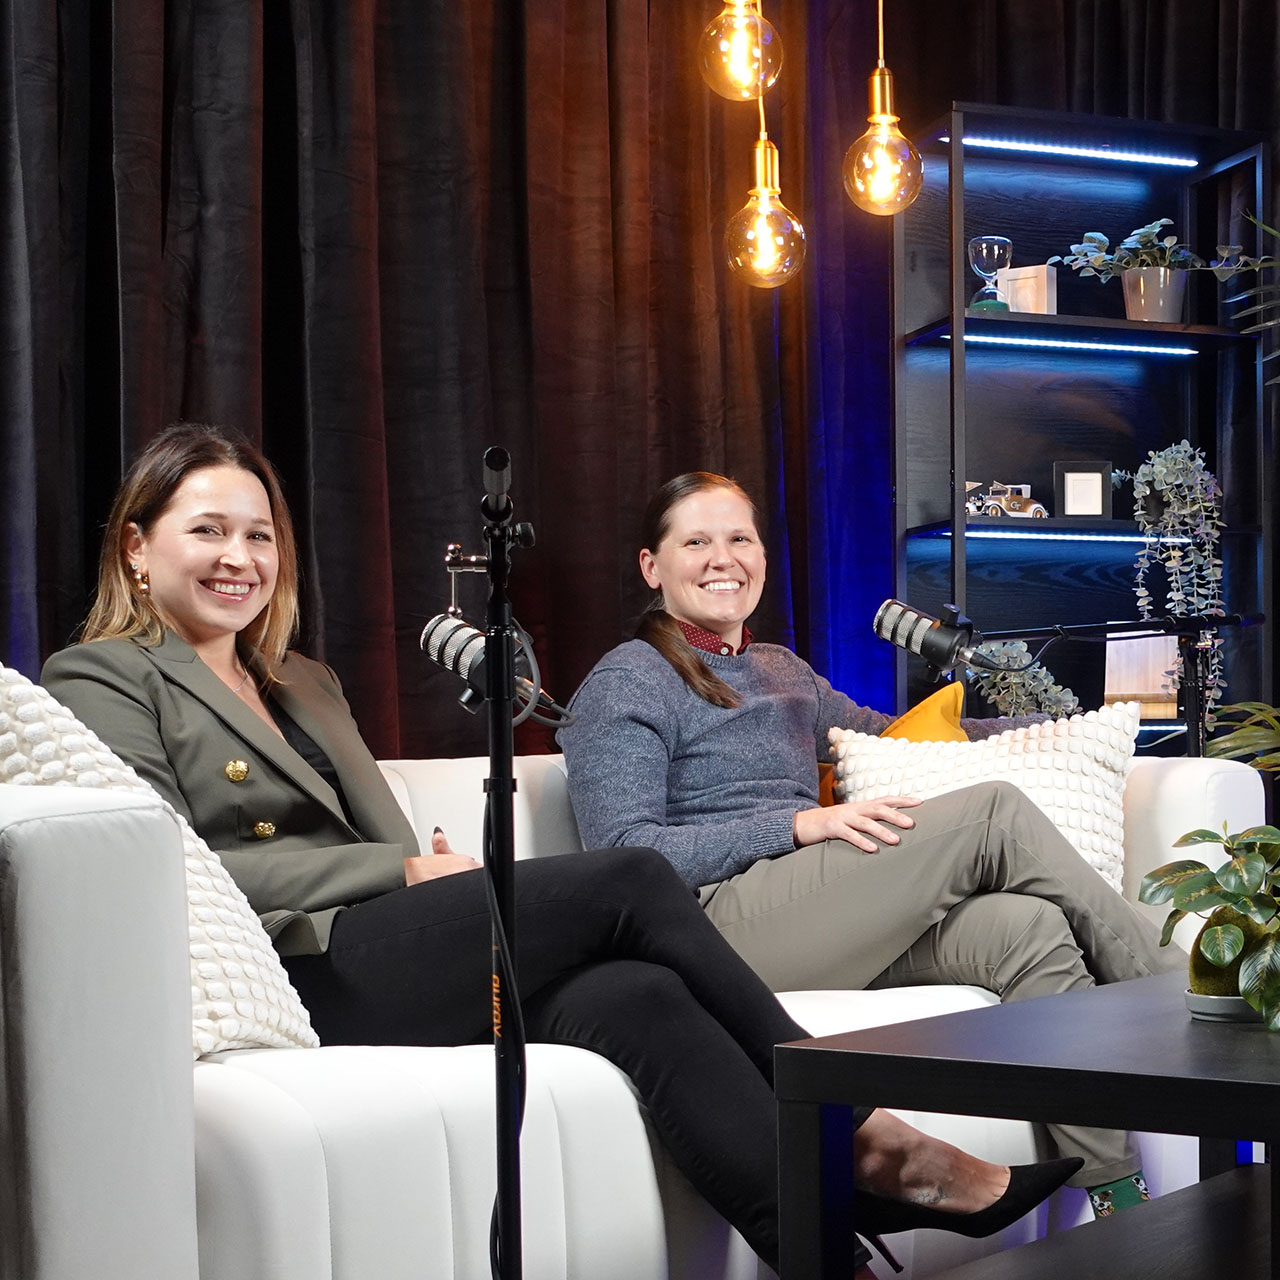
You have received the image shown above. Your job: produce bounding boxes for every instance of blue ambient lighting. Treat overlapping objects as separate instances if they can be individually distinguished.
[931,529,1192,545]
[938,135,1198,168]
[949,334,1198,356]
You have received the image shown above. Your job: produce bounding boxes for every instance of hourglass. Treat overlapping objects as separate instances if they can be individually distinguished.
[967,236,1012,311]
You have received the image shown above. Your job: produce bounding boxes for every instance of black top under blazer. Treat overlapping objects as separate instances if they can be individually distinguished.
[42,631,421,955]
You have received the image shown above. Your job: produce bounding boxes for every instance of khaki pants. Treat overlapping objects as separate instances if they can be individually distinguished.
[699,780,1179,1186]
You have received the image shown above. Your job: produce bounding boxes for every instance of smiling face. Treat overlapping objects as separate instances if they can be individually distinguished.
[124,464,279,660]
[639,485,765,649]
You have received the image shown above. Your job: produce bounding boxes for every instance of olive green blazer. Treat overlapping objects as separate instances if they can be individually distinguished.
[42,632,420,955]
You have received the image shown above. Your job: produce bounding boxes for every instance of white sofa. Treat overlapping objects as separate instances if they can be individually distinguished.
[0,754,1264,1280]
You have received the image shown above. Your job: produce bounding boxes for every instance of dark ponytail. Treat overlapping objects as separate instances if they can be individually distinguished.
[635,471,762,709]
[635,607,742,709]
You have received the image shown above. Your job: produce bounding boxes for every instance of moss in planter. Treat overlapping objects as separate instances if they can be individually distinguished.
[1188,906,1266,996]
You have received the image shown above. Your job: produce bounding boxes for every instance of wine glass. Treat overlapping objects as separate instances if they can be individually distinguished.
[967,236,1012,310]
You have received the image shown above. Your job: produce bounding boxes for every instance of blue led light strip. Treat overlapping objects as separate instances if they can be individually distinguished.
[937,135,1198,168]
[945,334,1198,356]
[934,529,1192,545]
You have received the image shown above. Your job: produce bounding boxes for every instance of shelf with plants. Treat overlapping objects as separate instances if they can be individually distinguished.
[890,104,1272,728]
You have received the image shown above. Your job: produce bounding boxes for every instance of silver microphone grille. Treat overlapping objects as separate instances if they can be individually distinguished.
[873,600,935,657]
[420,615,486,678]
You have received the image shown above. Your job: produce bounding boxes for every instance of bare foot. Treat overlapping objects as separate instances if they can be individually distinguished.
[853,1109,1010,1214]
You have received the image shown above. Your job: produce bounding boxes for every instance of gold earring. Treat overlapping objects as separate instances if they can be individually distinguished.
[130,563,150,595]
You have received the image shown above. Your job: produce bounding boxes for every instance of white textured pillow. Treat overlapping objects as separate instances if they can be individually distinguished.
[0,665,318,1057]
[829,702,1141,892]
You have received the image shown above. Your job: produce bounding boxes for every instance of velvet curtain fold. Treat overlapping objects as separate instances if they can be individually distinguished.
[2,0,1278,758]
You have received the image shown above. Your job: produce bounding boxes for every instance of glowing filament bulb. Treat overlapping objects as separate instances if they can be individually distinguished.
[698,1,782,101]
[725,139,805,288]
[843,61,923,215]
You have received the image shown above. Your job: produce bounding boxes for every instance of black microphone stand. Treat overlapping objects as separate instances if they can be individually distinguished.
[476,447,534,1280]
[979,613,1261,757]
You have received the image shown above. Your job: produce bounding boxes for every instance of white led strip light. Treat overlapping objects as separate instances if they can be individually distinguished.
[946,334,1198,356]
[938,135,1198,168]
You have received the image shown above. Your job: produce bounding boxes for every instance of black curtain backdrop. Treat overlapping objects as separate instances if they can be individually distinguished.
[3,1,1279,759]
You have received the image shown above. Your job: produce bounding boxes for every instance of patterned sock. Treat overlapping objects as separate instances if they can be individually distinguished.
[1087,1171,1151,1217]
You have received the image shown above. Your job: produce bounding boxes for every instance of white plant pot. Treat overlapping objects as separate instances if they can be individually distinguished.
[1121,267,1188,323]
[1185,988,1263,1024]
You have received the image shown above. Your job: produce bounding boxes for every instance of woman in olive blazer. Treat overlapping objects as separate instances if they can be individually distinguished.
[40,423,1077,1277]
[42,628,416,956]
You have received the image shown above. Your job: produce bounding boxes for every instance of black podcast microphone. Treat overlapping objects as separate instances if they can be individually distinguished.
[481,446,513,523]
[872,599,1004,673]
[420,614,569,721]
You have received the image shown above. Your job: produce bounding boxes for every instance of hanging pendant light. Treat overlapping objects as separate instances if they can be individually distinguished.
[842,0,922,215]
[698,0,783,101]
[725,112,806,288]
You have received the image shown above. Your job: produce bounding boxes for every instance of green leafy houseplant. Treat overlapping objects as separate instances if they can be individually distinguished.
[1049,219,1203,281]
[1223,213,1280,385]
[1140,825,1280,1029]
[1049,216,1274,285]
[1208,702,1280,773]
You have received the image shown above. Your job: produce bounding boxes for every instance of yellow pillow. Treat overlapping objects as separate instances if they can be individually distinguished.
[818,684,968,804]
[879,681,968,743]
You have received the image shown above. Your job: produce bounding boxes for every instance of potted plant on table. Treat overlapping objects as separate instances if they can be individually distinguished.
[1140,825,1280,1027]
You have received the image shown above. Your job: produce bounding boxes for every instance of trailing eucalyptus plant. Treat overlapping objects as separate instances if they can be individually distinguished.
[1126,440,1226,720]
[968,640,1080,717]
[1140,825,1280,1029]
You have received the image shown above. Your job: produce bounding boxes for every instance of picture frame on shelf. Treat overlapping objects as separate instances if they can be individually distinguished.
[1054,460,1113,518]
[996,264,1057,315]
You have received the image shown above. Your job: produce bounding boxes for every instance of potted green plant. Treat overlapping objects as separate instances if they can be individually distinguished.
[1049,219,1202,321]
[1139,825,1280,1027]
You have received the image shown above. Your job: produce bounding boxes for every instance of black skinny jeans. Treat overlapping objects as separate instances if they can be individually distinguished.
[283,847,846,1270]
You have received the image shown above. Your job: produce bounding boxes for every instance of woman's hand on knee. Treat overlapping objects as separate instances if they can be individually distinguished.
[793,797,920,853]
[403,828,482,884]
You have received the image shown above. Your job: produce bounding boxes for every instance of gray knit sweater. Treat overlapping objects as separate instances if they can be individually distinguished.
[558,639,1018,890]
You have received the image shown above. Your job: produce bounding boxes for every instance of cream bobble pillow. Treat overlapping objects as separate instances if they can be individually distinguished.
[829,701,1141,892]
[0,664,318,1057]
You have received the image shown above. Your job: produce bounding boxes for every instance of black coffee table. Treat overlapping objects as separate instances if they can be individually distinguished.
[775,970,1280,1278]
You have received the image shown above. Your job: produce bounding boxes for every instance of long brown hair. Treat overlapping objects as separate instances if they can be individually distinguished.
[635,472,762,708]
[81,423,300,670]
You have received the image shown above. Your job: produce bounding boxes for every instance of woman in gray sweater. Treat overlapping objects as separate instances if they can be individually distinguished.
[559,470,1178,1218]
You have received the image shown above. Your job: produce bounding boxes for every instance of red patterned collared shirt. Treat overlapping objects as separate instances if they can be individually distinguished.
[675,619,753,657]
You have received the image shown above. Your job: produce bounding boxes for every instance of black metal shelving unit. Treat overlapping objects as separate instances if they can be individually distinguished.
[890,104,1273,726]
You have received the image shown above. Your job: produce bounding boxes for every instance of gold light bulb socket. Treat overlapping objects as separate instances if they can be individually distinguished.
[752,137,781,193]
[867,65,900,125]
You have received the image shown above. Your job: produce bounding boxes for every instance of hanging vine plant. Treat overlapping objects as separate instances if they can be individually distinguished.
[968,641,1081,717]
[1128,440,1226,719]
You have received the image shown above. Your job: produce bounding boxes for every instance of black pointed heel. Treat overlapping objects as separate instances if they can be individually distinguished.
[862,1233,904,1273]
[857,1155,1084,1240]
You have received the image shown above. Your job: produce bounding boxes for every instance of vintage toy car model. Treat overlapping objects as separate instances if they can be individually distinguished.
[966,481,1048,518]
